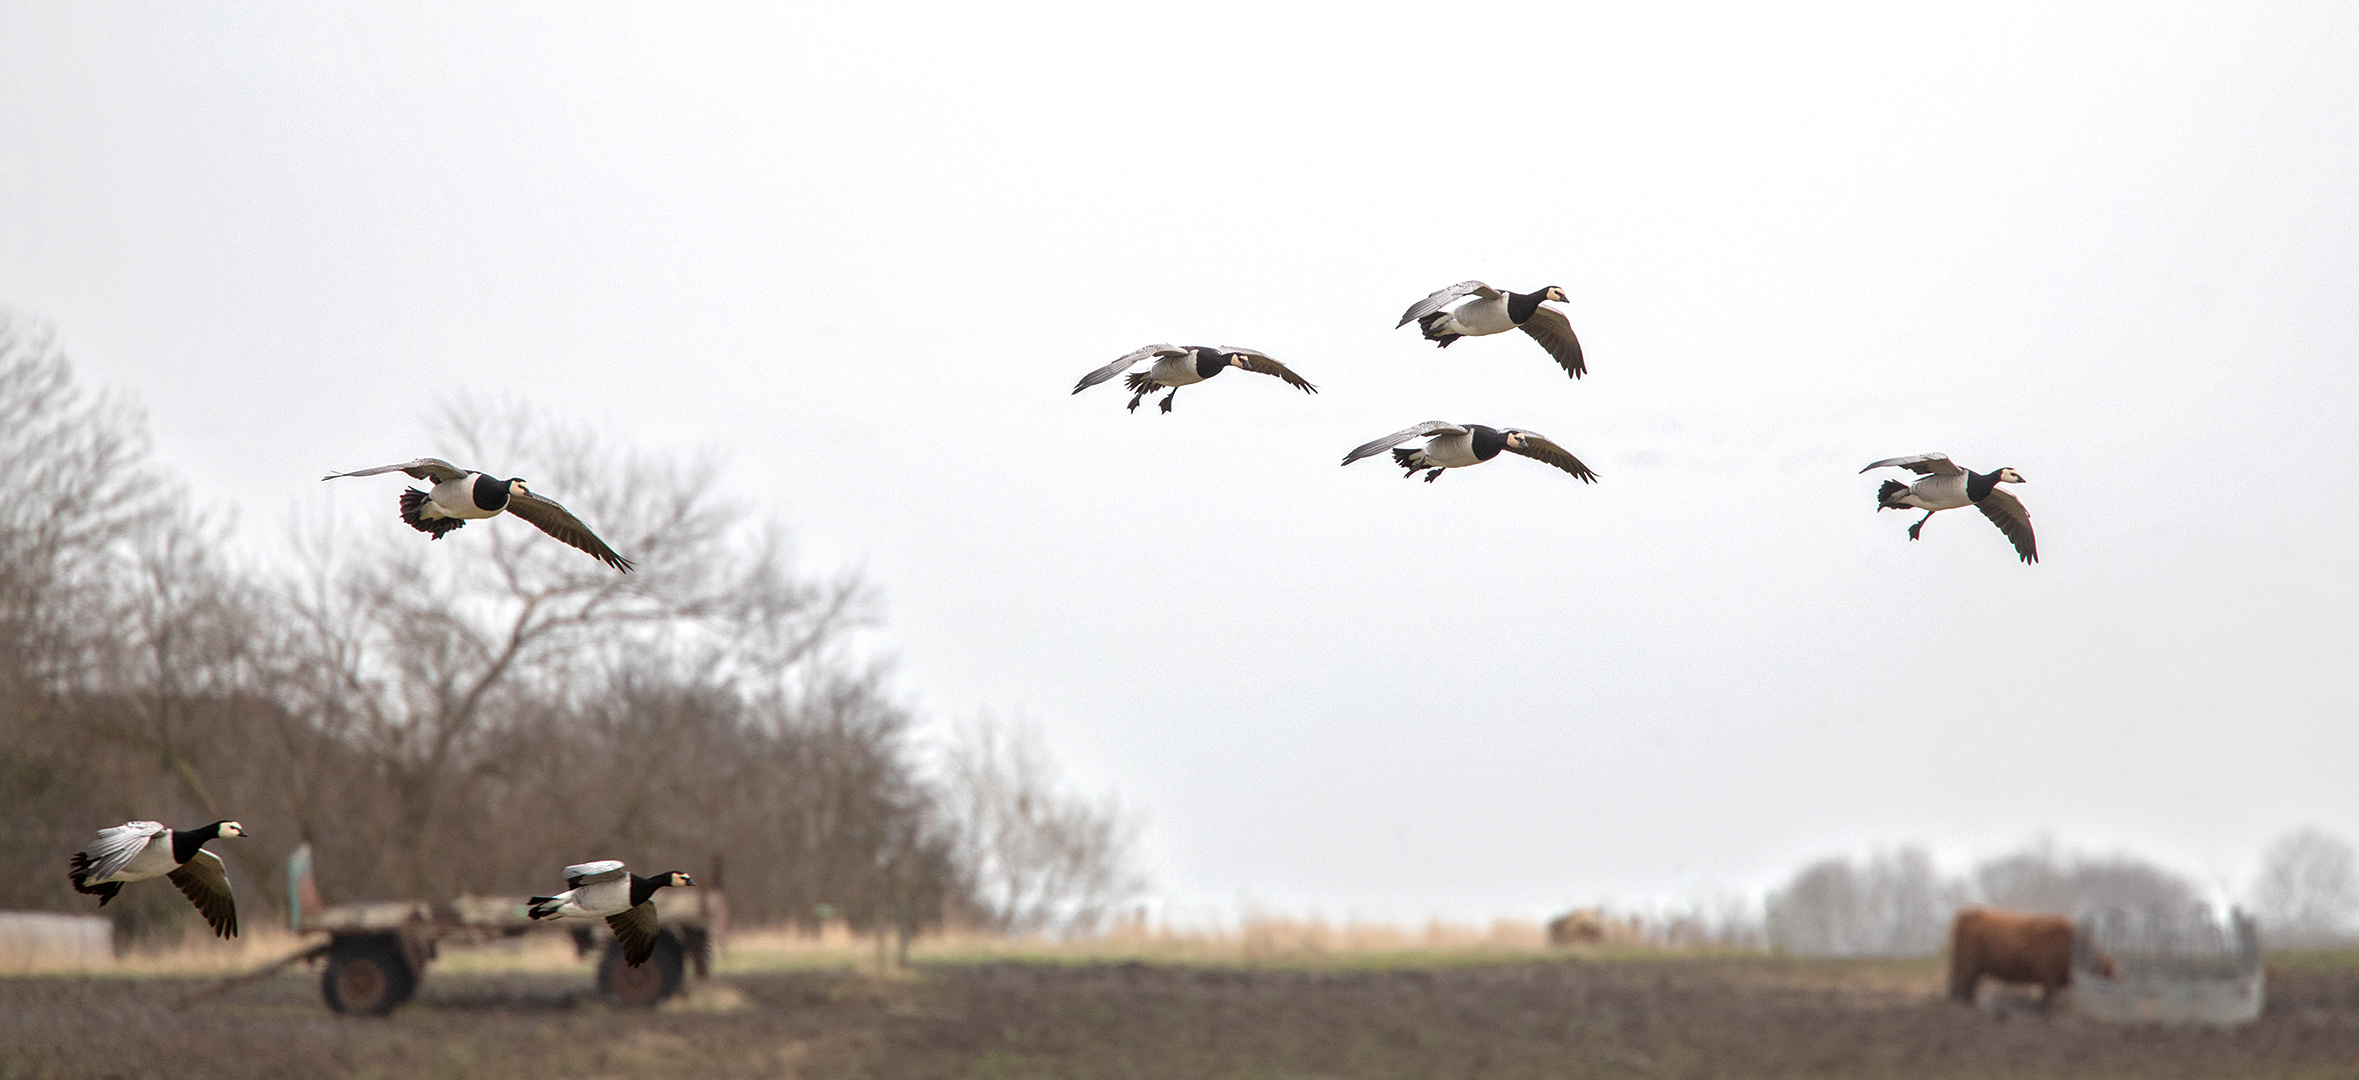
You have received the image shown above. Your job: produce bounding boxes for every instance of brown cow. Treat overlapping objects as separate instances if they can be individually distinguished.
[1948,907,2111,1008]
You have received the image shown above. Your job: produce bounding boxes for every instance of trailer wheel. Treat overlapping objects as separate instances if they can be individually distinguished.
[323,933,417,1016]
[598,929,685,1008]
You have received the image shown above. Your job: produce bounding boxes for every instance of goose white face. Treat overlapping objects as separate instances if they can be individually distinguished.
[220,821,246,837]
[1504,431,1528,449]
[668,872,696,887]
[1543,287,1569,303]
[509,479,531,498]
[1996,468,2026,483]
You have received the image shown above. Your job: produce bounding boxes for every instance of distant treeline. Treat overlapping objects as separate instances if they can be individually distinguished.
[0,316,1144,944]
[1762,832,2359,956]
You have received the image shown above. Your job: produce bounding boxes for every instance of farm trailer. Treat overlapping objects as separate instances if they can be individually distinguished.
[275,845,726,1015]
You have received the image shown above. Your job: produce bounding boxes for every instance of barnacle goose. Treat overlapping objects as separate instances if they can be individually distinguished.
[1394,281,1585,378]
[1861,453,2037,564]
[1342,422,1598,484]
[321,458,632,571]
[68,820,247,938]
[526,861,695,966]
[1071,344,1316,413]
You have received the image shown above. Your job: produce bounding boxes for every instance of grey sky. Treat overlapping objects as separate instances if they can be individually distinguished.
[4,3,2356,921]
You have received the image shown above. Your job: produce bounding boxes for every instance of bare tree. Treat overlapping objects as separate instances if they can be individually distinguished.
[1973,839,2199,916]
[2252,828,2359,946]
[280,400,868,900]
[1765,847,1961,956]
[0,315,180,923]
[937,714,1149,936]
[2,337,1131,941]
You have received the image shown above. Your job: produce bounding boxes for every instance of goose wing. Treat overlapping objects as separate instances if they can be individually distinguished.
[1342,422,1468,466]
[1395,281,1500,328]
[506,491,634,572]
[1976,488,2038,564]
[1860,453,1961,476]
[1073,344,1185,394]
[1220,348,1317,394]
[605,901,663,966]
[1505,432,1601,482]
[77,821,167,885]
[1518,306,1586,379]
[167,850,239,938]
[564,860,629,888]
[321,457,469,483]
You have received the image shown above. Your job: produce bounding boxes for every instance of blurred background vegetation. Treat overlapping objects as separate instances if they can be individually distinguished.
[0,313,1149,946]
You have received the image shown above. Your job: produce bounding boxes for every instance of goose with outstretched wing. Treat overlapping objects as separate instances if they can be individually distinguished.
[527,860,696,966]
[321,457,632,571]
[1072,345,1316,414]
[68,820,247,938]
[1395,281,1585,379]
[1861,453,2036,564]
[1343,421,1599,484]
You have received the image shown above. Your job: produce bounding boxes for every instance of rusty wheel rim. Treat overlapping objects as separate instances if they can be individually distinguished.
[335,958,388,1012]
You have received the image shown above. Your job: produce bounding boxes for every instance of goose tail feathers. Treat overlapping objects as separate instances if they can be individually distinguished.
[400,488,466,539]
[527,895,564,920]
[66,853,122,905]
[1416,312,1460,347]
[1875,479,1910,509]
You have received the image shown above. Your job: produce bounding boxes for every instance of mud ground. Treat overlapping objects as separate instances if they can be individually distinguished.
[7,957,2359,1079]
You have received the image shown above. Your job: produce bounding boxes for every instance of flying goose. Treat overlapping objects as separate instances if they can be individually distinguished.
[1861,454,2036,564]
[1071,344,1316,413]
[68,820,246,938]
[1342,422,1599,483]
[527,861,695,966]
[1394,281,1585,378]
[321,458,632,571]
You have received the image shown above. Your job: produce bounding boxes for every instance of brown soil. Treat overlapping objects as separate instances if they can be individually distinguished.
[6,957,2359,1079]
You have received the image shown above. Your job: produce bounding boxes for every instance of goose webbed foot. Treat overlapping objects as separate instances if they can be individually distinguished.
[1907,512,1933,541]
[1424,469,1445,483]
[1158,391,1177,414]
[1126,394,1146,413]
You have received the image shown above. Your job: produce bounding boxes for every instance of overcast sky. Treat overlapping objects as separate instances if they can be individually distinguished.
[5,3,2356,922]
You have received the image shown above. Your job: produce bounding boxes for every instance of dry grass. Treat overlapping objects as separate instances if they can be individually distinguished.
[723,914,1765,972]
[4,915,1747,980]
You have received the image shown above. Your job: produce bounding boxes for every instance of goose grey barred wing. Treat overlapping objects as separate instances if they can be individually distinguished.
[1505,433,1600,482]
[506,491,634,572]
[564,861,629,887]
[1519,306,1586,378]
[606,901,663,966]
[1073,344,1183,394]
[1395,281,1499,328]
[320,457,469,483]
[167,850,239,938]
[78,822,167,884]
[1859,453,1960,476]
[1221,349,1318,394]
[1976,488,2038,564]
[1341,422,1467,466]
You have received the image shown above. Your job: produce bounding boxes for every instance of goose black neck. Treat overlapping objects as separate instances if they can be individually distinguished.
[172,822,225,864]
[1469,425,1509,461]
[1193,350,1229,379]
[1966,470,1999,502]
[471,474,513,512]
[1506,290,1546,324]
[629,873,678,907]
